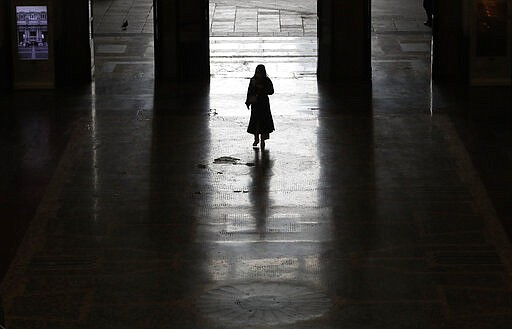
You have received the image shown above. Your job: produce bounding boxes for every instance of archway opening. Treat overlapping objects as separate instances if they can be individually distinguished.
[371,0,434,113]
[208,1,318,116]
[90,0,154,84]
[209,0,317,79]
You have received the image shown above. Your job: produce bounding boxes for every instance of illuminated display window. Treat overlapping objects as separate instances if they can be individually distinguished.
[16,6,49,60]
[476,0,508,57]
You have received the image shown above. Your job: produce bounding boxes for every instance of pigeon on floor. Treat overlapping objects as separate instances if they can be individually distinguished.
[121,20,128,30]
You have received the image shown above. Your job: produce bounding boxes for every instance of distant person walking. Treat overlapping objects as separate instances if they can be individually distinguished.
[423,0,433,27]
[245,64,275,149]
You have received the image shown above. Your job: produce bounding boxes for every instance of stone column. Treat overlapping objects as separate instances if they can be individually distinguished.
[54,0,92,86]
[318,0,371,83]
[0,0,11,91]
[154,0,210,83]
[432,0,469,82]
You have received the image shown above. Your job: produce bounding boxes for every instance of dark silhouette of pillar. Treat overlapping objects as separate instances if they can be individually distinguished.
[154,0,210,83]
[318,0,371,83]
[432,0,469,82]
[54,0,92,86]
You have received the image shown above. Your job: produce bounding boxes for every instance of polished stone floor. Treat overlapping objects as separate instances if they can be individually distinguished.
[2,0,512,328]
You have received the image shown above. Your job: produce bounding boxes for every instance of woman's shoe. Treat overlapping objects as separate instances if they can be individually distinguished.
[253,140,259,147]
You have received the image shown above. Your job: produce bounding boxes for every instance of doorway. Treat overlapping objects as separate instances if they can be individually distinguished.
[209,0,317,79]
[91,0,154,86]
[371,0,433,113]
[208,1,319,115]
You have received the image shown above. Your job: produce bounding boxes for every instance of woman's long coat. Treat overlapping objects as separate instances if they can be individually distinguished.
[246,76,275,137]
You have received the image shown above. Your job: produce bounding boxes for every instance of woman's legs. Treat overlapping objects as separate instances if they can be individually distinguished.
[260,134,267,148]
[252,133,271,148]
[253,134,259,146]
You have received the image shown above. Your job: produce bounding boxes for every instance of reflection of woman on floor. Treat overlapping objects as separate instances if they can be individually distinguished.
[245,65,275,149]
[249,149,273,238]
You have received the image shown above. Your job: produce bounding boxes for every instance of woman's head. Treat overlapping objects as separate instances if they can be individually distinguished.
[254,64,267,78]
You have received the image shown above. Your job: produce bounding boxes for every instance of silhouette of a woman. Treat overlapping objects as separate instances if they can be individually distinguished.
[245,65,275,148]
